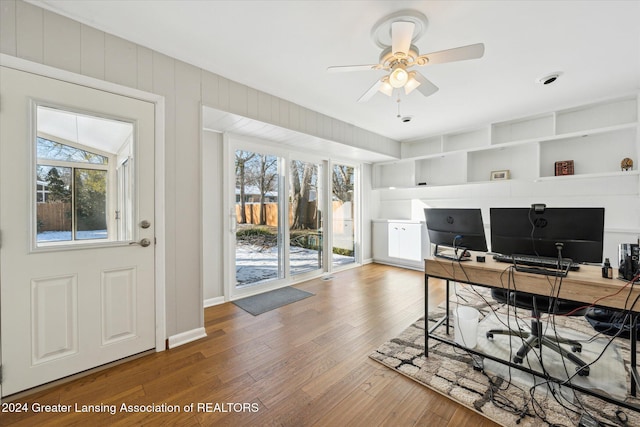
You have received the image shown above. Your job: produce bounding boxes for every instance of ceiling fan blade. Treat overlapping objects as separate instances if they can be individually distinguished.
[417,43,485,65]
[391,21,415,56]
[358,79,385,103]
[412,72,439,97]
[327,64,382,73]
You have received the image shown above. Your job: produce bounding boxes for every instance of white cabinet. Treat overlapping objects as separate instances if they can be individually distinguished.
[372,220,426,270]
[373,94,639,188]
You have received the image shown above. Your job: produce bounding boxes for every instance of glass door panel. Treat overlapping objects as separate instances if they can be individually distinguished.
[289,159,323,276]
[331,164,356,267]
[234,150,283,287]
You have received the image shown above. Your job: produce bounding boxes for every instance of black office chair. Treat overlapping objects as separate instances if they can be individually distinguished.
[486,289,590,376]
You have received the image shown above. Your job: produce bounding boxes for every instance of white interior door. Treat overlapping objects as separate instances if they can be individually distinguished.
[0,66,156,397]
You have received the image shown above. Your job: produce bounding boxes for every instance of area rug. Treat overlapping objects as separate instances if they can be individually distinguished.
[233,286,314,316]
[370,286,640,426]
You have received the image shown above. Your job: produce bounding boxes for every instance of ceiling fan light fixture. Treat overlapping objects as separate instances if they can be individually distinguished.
[404,72,421,94]
[378,77,394,96]
[389,65,408,88]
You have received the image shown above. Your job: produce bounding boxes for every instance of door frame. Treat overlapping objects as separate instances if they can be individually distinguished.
[0,54,167,354]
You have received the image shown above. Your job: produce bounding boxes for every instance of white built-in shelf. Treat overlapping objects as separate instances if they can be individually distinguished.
[374,93,639,189]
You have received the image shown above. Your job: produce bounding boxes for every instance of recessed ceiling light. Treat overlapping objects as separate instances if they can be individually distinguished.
[537,72,563,85]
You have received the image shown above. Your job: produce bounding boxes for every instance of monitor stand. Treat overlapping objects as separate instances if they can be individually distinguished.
[434,245,471,262]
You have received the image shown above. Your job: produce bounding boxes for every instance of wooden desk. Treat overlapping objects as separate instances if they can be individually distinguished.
[424,254,640,412]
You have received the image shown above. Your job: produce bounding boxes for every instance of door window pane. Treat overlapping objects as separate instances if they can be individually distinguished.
[332,164,356,267]
[289,160,322,275]
[36,165,72,242]
[235,150,283,286]
[35,105,133,246]
[74,168,107,240]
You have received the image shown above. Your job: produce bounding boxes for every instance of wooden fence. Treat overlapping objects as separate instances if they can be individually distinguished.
[37,202,71,231]
[236,201,349,227]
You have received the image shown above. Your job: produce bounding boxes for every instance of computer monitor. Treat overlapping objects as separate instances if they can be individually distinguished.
[424,208,488,260]
[490,207,605,263]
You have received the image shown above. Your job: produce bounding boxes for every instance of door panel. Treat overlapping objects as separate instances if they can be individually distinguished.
[0,66,156,396]
[289,159,323,276]
[234,149,284,288]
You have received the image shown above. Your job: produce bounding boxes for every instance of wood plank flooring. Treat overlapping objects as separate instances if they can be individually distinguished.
[0,264,498,427]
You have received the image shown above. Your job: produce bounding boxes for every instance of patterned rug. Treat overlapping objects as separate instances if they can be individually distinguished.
[370,286,640,426]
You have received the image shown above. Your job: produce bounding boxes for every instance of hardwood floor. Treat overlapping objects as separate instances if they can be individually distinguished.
[0,264,498,426]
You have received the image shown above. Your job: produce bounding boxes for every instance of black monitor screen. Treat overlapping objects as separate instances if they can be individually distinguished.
[490,207,605,263]
[424,208,488,252]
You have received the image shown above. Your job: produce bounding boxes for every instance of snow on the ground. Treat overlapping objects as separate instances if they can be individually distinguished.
[236,244,354,284]
[38,230,107,242]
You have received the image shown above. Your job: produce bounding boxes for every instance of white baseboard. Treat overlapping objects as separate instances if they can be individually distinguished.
[204,296,226,308]
[167,327,207,349]
[362,258,373,265]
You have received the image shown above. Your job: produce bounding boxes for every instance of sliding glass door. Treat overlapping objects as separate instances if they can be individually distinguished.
[224,136,360,297]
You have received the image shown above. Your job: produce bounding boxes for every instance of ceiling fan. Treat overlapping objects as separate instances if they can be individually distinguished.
[327,11,485,103]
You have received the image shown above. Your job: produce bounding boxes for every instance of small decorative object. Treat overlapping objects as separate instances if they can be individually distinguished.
[554,160,574,176]
[490,170,510,181]
[621,157,633,171]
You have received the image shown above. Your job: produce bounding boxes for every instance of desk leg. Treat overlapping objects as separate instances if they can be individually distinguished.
[632,314,638,397]
[425,274,429,358]
[446,280,450,335]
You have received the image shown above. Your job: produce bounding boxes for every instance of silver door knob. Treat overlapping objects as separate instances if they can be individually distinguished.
[130,238,151,247]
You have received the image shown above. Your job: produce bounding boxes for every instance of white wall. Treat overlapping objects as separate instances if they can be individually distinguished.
[373,176,640,264]
[1,0,397,339]
[202,131,224,304]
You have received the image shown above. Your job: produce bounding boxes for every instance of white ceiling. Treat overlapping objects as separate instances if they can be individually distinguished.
[38,106,133,154]
[32,0,640,144]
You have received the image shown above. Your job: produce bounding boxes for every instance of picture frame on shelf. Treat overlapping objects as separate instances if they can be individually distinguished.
[555,160,575,176]
[490,170,510,181]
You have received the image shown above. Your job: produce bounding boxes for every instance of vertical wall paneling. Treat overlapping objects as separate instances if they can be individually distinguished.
[174,60,203,331]
[31,275,78,364]
[151,51,178,336]
[80,24,106,80]
[229,80,248,116]
[200,70,220,109]
[136,45,153,93]
[101,268,137,345]
[278,99,290,129]
[217,76,230,111]
[16,0,43,63]
[271,96,280,125]
[288,102,300,133]
[305,109,317,136]
[0,0,17,56]
[105,34,138,88]
[43,11,81,73]
[247,87,259,119]
[257,91,271,124]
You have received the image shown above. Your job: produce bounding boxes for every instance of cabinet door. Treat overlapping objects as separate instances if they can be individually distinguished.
[389,223,422,261]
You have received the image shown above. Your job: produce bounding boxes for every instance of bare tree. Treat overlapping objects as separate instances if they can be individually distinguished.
[235,150,255,224]
[255,154,278,225]
[332,164,353,202]
[290,160,316,229]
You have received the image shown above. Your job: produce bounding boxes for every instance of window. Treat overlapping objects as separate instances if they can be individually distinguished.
[36,138,108,242]
[35,105,134,246]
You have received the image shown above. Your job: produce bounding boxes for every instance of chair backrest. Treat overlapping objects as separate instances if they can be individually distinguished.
[490,289,587,316]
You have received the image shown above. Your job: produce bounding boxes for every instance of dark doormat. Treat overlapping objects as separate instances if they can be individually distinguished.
[233,287,314,316]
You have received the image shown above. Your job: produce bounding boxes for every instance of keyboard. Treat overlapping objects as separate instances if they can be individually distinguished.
[493,254,580,271]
